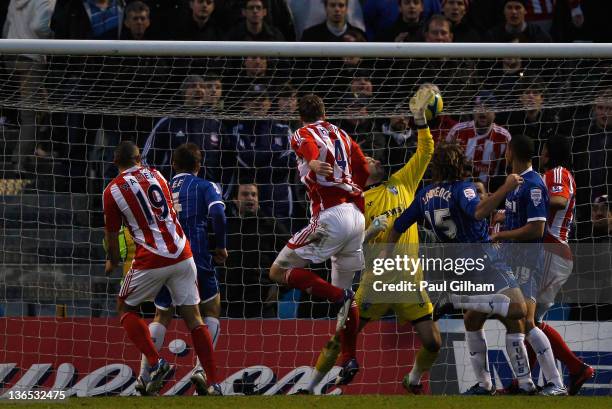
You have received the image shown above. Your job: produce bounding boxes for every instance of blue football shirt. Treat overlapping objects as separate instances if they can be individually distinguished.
[170,173,225,271]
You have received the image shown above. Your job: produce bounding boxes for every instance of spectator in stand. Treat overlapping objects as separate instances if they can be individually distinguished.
[169,0,220,41]
[291,0,365,41]
[363,0,441,40]
[121,1,152,39]
[275,82,300,132]
[338,98,386,162]
[51,0,124,192]
[142,74,233,189]
[442,0,480,42]
[377,0,425,42]
[225,0,285,41]
[52,0,123,39]
[301,0,366,42]
[571,90,612,221]
[216,0,296,41]
[341,28,368,68]
[590,195,612,241]
[3,0,56,172]
[521,0,582,34]
[501,79,557,170]
[231,84,296,221]
[552,0,612,43]
[487,0,552,42]
[446,91,511,191]
[221,183,291,318]
[382,115,417,174]
[228,56,282,107]
[423,13,453,42]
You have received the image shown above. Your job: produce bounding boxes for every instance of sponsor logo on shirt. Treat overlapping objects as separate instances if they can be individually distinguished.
[551,185,563,193]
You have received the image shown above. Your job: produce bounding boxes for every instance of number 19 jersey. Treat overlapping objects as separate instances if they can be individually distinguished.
[103,165,192,270]
[395,180,490,243]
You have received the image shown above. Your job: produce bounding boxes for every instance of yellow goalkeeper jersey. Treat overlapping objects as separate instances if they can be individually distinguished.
[364,127,434,246]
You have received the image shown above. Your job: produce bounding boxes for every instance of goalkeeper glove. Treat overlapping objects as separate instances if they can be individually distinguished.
[410,87,435,127]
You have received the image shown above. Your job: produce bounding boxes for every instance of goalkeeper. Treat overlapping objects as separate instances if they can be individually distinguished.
[308,85,441,393]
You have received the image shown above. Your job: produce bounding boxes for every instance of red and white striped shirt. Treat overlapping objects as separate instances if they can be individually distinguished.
[103,165,192,270]
[446,120,511,183]
[291,120,369,216]
[543,166,576,257]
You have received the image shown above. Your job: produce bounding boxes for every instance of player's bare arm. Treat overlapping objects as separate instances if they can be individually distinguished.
[491,220,546,242]
[474,174,523,220]
[104,230,121,274]
[549,195,569,211]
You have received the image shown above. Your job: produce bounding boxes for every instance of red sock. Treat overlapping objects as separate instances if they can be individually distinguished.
[339,303,360,363]
[526,340,537,371]
[191,325,218,384]
[120,312,159,367]
[286,268,343,302]
[539,322,584,375]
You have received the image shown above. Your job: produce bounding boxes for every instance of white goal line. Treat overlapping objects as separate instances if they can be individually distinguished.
[0,39,611,58]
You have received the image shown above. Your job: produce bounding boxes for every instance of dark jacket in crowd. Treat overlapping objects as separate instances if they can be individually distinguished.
[487,22,552,43]
[451,19,481,42]
[169,15,221,41]
[572,121,612,212]
[51,0,123,40]
[216,0,296,41]
[301,21,366,42]
[221,203,291,318]
[376,18,423,42]
[142,116,234,186]
[225,21,285,41]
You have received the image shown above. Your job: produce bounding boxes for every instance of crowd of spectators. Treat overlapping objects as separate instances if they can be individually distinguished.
[1,0,611,318]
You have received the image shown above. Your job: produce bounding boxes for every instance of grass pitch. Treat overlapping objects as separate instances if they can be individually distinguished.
[4,396,612,409]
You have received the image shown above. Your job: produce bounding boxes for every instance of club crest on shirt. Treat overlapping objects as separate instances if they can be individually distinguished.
[463,188,476,200]
[387,185,398,195]
[530,188,542,206]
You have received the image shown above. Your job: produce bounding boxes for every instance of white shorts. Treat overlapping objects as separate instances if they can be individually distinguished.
[119,257,200,307]
[537,249,573,307]
[275,202,365,289]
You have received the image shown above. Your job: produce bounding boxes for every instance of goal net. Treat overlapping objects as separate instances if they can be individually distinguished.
[0,41,611,396]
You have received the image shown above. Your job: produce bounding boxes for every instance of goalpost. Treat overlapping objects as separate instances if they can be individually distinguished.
[0,40,611,396]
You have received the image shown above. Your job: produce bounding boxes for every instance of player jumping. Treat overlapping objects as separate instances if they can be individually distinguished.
[135,143,228,396]
[268,94,370,391]
[388,141,528,395]
[104,141,219,395]
[305,85,443,393]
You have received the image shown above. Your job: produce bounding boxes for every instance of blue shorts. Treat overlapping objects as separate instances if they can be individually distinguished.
[513,266,538,302]
[154,267,219,310]
[469,259,519,295]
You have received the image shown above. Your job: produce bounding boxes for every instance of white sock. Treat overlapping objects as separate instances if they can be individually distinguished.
[139,322,167,381]
[526,327,564,387]
[306,369,325,392]
[408,363,424,385]
[450,293,510,317]
[505,332,535,391]
[204,316,220,348]
[465,329,492,390]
